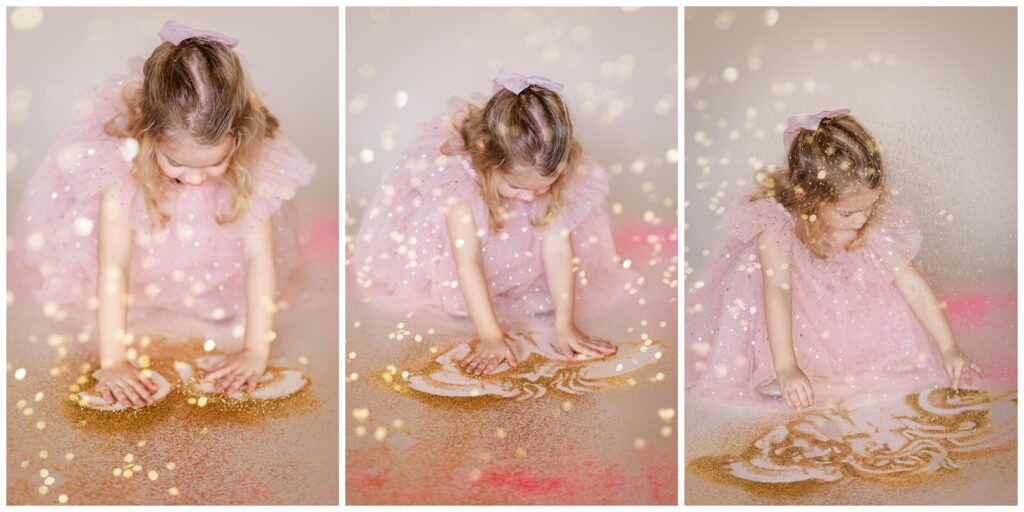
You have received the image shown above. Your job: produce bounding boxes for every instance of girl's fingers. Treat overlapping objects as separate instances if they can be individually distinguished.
[203,367,230,383]
[806,383,815,405]
[559,342,574,360]
[226,373,248,394]
[98,385,115,404]
[952,363,963,391]
[125,379,153,404]
[111,386,130,407]
[246,374,259,394]
[119,384,145,408]
[794,386,809,408]
[505,349,517,366]
[784,389,796,409]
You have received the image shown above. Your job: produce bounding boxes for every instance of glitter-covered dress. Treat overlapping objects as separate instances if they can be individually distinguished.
[352,97,632,332]
[685,194,950,404]
[9,74,316,345]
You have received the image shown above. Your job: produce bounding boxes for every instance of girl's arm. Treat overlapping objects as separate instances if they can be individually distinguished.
[97,184,134,368]
[445,202,517,375]
[241,217,276,358]
[540,223,616,359]
[890,261,982,389]
[202,218,275,394]
[444,202,502,339]
[95,182,157,407]
[756,229,813,408]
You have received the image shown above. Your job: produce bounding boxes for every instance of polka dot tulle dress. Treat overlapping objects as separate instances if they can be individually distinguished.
[353,97,632,326]
[10,74,316,345]
[685,194,950,404]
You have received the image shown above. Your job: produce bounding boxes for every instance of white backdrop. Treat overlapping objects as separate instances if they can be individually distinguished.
[684,7,1016,287]
[346,6,678,239]
[7,6,339,221]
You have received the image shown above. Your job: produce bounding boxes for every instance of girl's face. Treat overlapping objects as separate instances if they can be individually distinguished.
[819,187,881,231]
[155,133,234,186]
[496,163,557,202]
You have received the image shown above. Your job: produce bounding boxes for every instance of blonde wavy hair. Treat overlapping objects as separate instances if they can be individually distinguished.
[104,37,278,226]
[442,85,582,233]
[752,113,886,259]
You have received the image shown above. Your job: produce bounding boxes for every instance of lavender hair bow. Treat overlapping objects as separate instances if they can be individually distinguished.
[783,108,851,151]
[492,68,564,95]
[158,20,239,48]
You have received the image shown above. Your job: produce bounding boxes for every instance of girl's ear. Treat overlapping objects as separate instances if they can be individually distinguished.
[475,139,486,151]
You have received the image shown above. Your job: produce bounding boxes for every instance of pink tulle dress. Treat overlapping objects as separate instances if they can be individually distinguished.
[10,74,316,346]
[352,97,632,338]
[685,193,950,405]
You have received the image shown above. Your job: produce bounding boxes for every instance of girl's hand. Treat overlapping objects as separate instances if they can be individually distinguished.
[942,348,984,391]
[201,349,269,394]
[95,362,158,409]
[461,335,517,376]
[555,325,617,360]
[776,366,815,409]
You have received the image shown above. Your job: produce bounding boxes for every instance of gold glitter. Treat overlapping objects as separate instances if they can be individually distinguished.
[197,396,208,407]
[38,485,48,495]
[166,462,176,470]
[658,408,675,422]
[148,470,159,481]
[298,356,309,365]
[515,446,527,458]
[34,391,44,401]
[64,452,74,461]
[15,367,27,380]
[35,420,46,429]
[373,426,387,441]
[168,487,179,496]
[469,468,482,481]
[112,468,122,477]
[124,453,134,463]
[203,339,216,352]
[355,426,367,437]
[44,476,55,485]
[39,450,48,459]
[561,400,573,411]
[634,438,647,449]
[689,388,1016,495]
[661,426,673,437]
[352,408,369,421]
[495,427,507,439]
[40,469,49,478]
[58,494,68,504]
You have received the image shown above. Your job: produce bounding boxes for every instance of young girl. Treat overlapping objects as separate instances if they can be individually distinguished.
[353,68,632,375]
[685,109,983,409]
[10,21,315,409]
